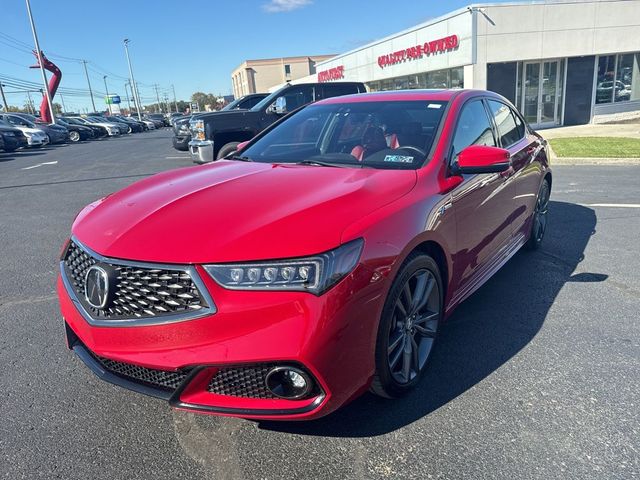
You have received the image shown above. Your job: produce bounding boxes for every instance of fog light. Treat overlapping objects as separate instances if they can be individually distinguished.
[265,366,312,399]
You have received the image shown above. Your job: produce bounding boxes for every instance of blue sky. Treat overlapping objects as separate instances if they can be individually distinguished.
[1,0,505,112]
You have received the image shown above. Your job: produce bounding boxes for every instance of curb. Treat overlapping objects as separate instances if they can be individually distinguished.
[550,156,640,165]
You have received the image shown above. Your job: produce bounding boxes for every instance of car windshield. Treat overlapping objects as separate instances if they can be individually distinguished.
[63,117,83,125]
[250,88,286,112]
[11,116,36,127]
[240,100,448,169]
[222,98,242,111]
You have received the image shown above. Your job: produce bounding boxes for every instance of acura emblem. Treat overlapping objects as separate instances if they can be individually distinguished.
[84,265,110,309]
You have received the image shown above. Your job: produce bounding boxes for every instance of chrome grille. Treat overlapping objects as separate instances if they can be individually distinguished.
[62,240,210,321]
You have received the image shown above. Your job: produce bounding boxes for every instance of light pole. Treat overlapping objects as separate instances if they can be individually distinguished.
[124,82,132,113]
[123,38,143,120]
[171,84,178,112]
[153,84,162,113]
[103,75,111,114]
[59,94,66,114]
[81,60,97,112]
[25,0,56,124]
[0,83,8,112]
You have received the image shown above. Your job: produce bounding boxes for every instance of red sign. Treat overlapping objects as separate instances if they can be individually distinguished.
[318,65,344,82]
[377,34,459,68]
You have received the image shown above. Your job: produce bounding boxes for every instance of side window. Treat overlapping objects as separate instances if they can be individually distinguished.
[282,87,314,111]
[487,100,523,147]
[319,84,358,100]
[512,108,525,139]
[451,100,496,159]
[239,96,263,109]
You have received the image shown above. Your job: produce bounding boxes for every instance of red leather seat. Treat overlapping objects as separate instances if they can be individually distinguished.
[351,126,388,161]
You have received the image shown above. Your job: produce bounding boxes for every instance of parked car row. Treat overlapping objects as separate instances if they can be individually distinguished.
[0,111,171,153]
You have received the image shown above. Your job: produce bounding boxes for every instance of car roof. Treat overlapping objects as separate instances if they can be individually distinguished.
[316,89,467,105]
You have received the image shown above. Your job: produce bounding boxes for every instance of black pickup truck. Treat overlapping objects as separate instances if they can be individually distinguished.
[189,81,366,164]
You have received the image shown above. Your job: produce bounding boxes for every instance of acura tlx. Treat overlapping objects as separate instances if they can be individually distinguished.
[58,89,551,420]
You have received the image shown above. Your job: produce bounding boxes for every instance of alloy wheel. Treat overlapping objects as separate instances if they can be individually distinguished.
[387,269,440,384]
[532,181,550,243]
[69,131,80,142]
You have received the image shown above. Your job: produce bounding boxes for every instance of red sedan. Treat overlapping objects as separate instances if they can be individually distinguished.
[58,89,551,420]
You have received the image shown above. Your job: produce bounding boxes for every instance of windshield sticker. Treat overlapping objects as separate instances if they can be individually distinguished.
[384,155,414,163]
[427,103,442,109]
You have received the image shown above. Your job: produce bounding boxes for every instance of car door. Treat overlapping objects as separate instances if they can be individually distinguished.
[448,99,516,290]
[486,99,542,239]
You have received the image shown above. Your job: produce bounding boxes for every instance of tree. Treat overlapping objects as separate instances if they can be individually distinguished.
[190,92,218,111]
[52,103,62,114]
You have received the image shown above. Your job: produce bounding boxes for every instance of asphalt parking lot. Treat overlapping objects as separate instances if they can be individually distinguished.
[0,129,638,480]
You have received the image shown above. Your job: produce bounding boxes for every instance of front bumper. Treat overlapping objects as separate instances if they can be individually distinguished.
[58,258,384,420]
[27,135,47,146]
[189,139,214,164]
[172,134,191,151]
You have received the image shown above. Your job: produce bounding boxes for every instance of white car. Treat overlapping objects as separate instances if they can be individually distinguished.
[142,119,156,130]
[0,114,48,147]
[67,116,122,137]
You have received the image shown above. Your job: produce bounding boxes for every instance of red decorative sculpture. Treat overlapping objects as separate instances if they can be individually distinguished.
[30,50,61,123]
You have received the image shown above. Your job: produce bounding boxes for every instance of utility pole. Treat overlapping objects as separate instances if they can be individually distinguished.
[0,83,8,112]
[103,75,111,114]
[164,94,169,114]
[123,38,143,120]
[26,91,34,114]
[81,60,96,112]
[153,84,162,113]
[25,0,56,124]
[124,82,132,112]
[171,84,178,112]
[59,94,66,114]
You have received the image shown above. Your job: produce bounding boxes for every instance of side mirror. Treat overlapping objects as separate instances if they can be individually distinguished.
[236,141,250,151]
[274,96,287,115]
[452,145,511,175]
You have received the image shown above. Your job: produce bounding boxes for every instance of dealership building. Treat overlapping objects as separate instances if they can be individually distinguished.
[284,0,640,128]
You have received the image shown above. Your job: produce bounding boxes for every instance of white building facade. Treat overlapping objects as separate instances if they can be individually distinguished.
[291,0,640,127]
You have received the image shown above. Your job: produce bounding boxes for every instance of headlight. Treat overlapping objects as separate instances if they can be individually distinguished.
[204,239,364,295]
[191,119,205,140]
[24,131,33,137]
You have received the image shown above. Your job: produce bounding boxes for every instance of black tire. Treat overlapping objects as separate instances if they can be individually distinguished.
[216,142,241,160]
[525,178,550,251]
[3,147,16,153]
[370,252,443,399]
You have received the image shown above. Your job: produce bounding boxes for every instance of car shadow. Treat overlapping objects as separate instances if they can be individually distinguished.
[259,201,601,437]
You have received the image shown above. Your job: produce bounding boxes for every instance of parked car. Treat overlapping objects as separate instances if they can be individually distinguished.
[114,115,147,131]
[171,115,191,151]
[11,113,70,144]
[189,81,366,163]
[106,116,144,133]
[65,116,121,136]
[0,121,28,152]
[61,117,108,138]
[221,93,269,112]
[53,118,95,142]
[57,89,551,420]
[147,113,168,127]
[89,116,128,135]
[0,114,48,147]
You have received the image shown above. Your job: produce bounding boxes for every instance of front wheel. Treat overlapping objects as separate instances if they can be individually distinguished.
[69,131,80,142]
[216,142,241,160]
[525,178,550,250]
[370,253,443,398]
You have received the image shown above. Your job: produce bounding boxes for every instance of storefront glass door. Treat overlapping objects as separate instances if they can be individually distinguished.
[521,60,563,128]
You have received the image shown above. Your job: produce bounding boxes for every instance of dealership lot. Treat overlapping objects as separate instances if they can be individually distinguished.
[0,129,638,479]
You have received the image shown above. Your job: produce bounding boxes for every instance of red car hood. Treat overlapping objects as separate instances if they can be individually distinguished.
[72,160,417,263]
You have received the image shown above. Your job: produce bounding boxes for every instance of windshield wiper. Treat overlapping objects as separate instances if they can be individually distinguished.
[295,160,353,168]
[228,155,253,162]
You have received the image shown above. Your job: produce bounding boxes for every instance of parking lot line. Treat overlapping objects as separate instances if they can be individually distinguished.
[21,161,58,170]
[584,203,640,208]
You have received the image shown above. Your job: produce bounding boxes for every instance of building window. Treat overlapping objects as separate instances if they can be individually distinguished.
[284,64,291,76]
[596,52,640,104]
[366,67,464,92]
